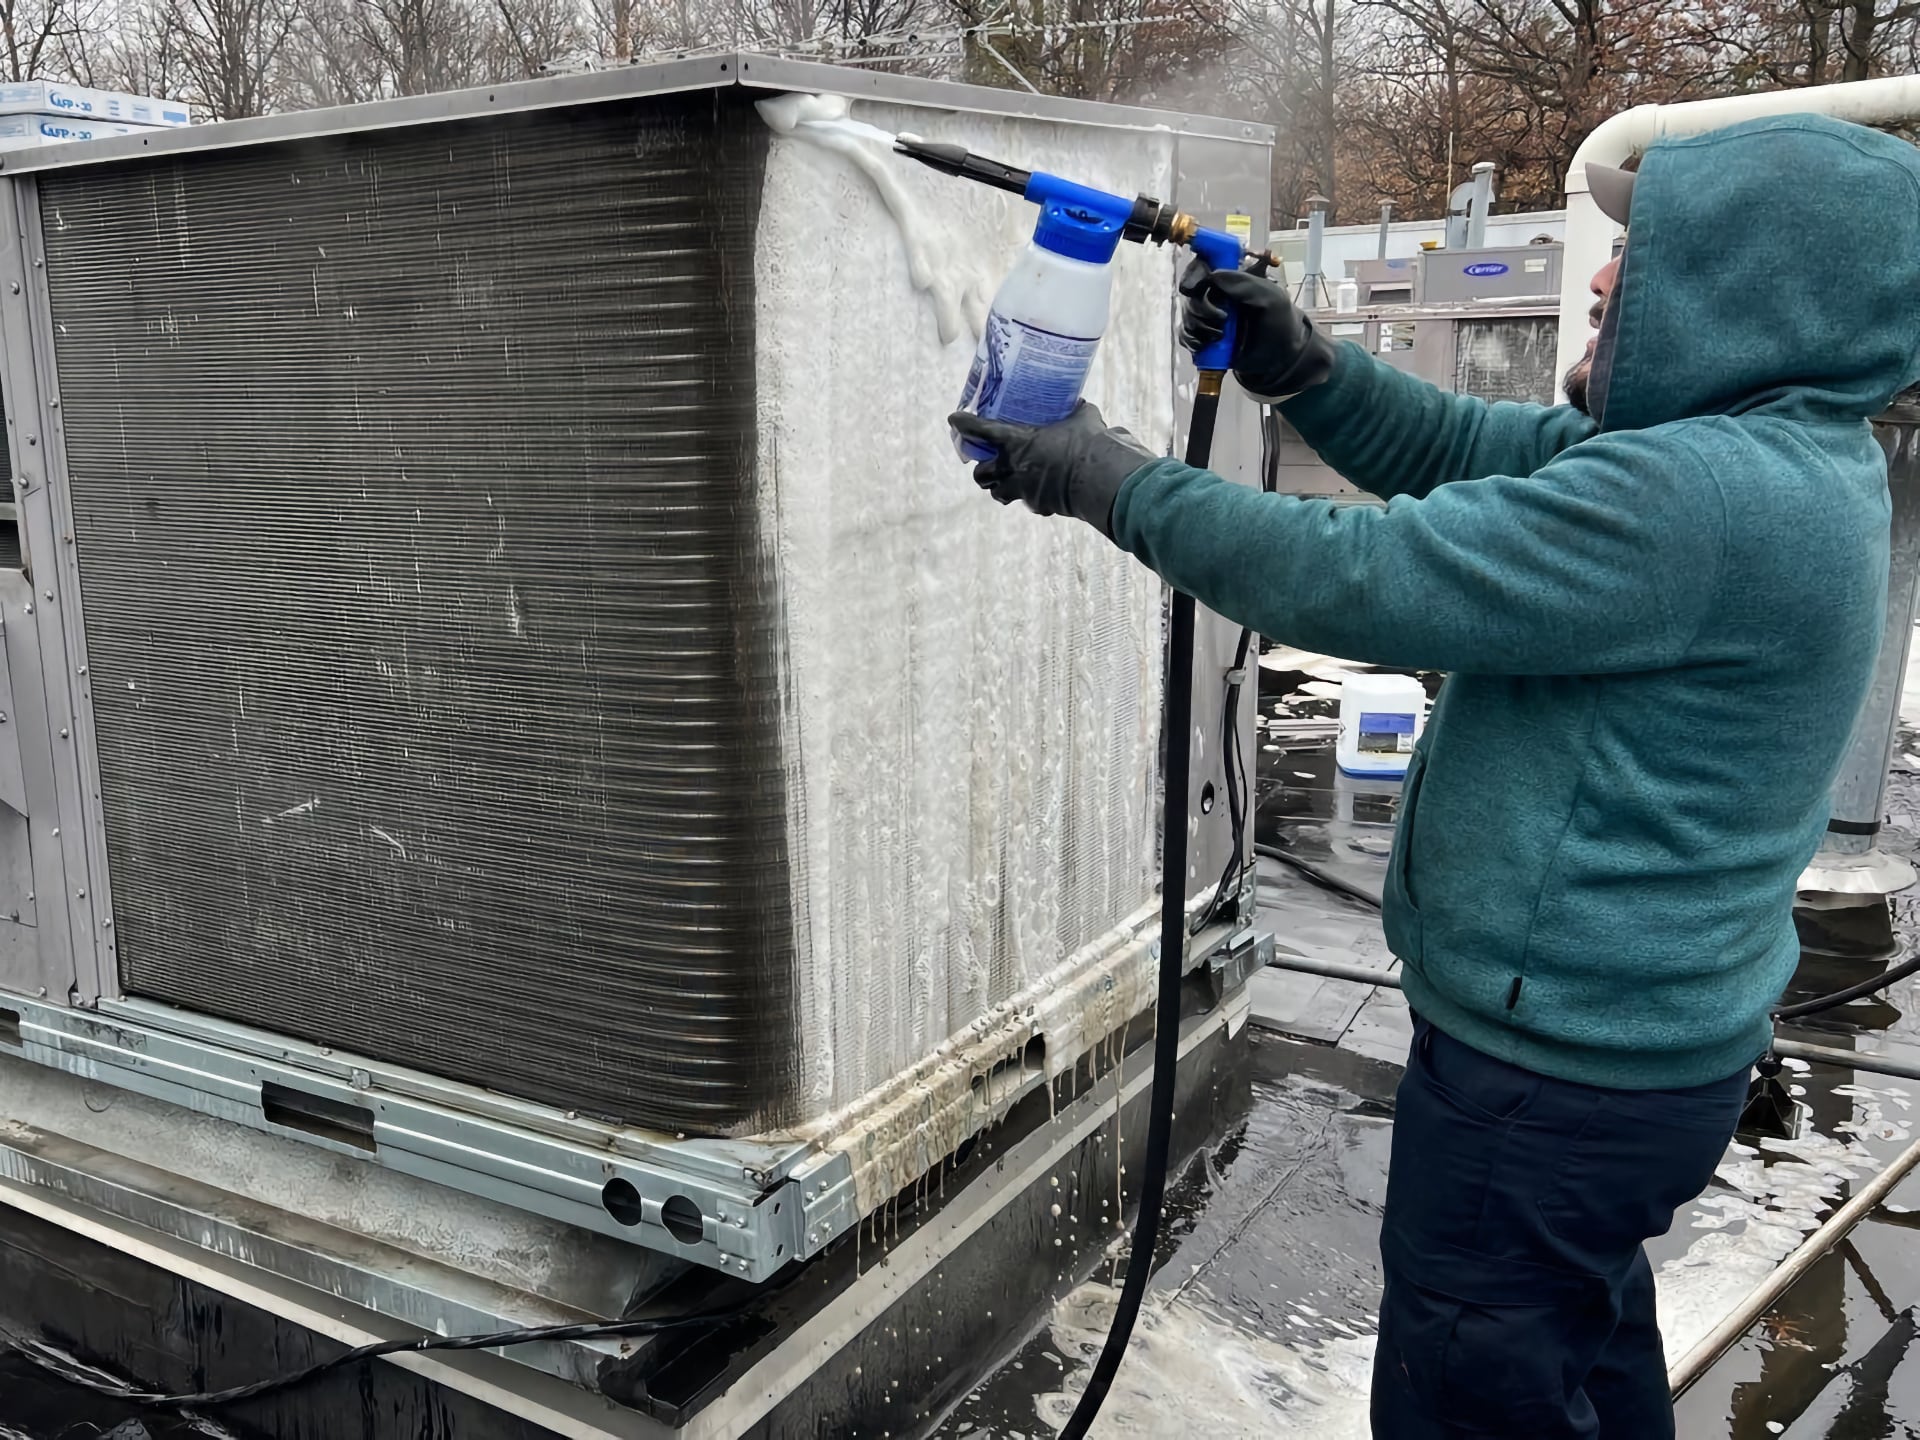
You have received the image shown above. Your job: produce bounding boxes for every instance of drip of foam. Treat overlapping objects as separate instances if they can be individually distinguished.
[755,92,990,345]
[752,99,1172,1130]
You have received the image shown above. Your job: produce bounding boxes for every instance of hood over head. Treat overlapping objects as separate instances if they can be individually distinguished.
[1589,113,1920,432]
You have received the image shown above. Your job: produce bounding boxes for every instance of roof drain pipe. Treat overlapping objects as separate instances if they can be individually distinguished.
[1667,1131,1920,1398]
[1558,74,1920,400]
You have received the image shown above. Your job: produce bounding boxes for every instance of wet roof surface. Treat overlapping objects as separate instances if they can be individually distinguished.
[940,658,1920,1440]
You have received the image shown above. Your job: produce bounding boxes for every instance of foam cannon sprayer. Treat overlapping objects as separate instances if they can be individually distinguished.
[896,133,1278,1440]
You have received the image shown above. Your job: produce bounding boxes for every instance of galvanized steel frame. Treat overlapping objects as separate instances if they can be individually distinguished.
[0,55,1271,180]
[2,988,849,1282]
[0,923,1266,1284]
[0,174,108,1005]
[0,969,1255,1432]
[0,61,1273,1281]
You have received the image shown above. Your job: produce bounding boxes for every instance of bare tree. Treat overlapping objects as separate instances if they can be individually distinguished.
[950,0,1234,103]
[59,0,187,95]
[274,0,386,104]
[1206,0,1354,222]
[1696,0,1920,87]
[2,0,101,82]
[167,0,296,116]
[1345,0,1720,211]
[335,0,504,96]
[491,0,587,74]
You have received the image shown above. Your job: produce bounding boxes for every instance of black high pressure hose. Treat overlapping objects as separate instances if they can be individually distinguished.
[1058,376,1223,1440]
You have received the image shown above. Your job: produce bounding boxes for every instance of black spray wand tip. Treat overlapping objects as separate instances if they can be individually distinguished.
[893,134,1031,196]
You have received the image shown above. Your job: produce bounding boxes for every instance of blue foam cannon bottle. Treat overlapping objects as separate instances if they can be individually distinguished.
[952,176,1122,462]
[893,136,1270,461]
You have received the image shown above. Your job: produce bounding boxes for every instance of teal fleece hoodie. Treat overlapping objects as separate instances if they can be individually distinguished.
[1111,114,1920,1090]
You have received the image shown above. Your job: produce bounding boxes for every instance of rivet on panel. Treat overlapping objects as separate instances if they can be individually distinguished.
[75,888,84,898]
[59,728,67,738]
[8,283,16,294]
[49,827,57,836]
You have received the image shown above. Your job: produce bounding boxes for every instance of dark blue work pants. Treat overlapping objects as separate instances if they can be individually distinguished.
[1370,1016,1750,1438]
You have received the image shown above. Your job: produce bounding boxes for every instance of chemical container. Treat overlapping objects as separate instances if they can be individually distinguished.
[1336,672,1427,777]
[953,204,1116,462]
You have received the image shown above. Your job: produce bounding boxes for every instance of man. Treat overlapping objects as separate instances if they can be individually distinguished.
[948,113,1920,1437]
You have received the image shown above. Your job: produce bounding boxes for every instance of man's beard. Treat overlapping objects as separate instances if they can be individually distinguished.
[1562,290,1610,417]
[1563,356,1593,416]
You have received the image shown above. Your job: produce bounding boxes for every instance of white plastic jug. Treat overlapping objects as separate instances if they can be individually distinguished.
[953,206,1115,464]
[1336,673,1427,778]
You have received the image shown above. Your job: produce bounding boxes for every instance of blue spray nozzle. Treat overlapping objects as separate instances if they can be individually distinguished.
[1024,171,1133,266]
[1032,203,1121,264]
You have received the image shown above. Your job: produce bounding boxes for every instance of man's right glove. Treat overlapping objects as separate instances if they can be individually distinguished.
[1179,258,1338,401]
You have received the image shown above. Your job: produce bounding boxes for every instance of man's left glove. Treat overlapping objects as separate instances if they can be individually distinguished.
[947,403,1156,539]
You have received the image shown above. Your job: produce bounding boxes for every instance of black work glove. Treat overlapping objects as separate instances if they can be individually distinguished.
[948,402,1156,540]
[1179,257,1337,400]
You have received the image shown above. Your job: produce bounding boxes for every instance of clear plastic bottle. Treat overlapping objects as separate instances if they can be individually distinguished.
[953,205,1118,462]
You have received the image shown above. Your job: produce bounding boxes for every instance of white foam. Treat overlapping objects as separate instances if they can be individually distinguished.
[1037,1288,1375,1438]
[754,102,1175,1114]
[756,92,990,345]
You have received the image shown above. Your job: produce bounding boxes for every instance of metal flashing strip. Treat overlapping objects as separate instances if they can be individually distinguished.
[0,54,1270,177]
[14,173,117,1006]
[0,1166,675,1440]
[0,1123,623,1392]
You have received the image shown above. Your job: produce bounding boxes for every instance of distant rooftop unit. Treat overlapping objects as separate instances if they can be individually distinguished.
[1269,208,1565,293]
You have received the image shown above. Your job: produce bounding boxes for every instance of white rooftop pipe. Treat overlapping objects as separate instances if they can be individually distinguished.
[1555,75,1920,401]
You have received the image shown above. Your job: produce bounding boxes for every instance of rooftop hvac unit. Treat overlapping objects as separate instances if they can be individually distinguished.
[0,59,1266,1277]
